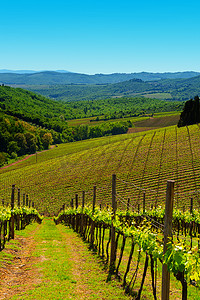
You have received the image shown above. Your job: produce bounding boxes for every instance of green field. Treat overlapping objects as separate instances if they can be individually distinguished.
[0,122,199,215]
[141,92,172,99]
[67,111,180,127]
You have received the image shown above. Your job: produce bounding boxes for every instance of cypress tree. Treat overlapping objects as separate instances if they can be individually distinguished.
[178,96,200,127]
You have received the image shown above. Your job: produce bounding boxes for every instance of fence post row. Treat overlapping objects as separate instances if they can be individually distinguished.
[162,180,175,300]
[55,175,197,299]
[0,184,42,252]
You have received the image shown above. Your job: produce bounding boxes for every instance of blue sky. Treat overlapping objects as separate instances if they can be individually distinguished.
[1,0,200,74]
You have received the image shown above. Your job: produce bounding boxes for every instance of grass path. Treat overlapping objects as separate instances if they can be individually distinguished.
[0,219,132,300]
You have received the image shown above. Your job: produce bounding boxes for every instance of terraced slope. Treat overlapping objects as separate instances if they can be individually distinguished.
[0,124,199,214]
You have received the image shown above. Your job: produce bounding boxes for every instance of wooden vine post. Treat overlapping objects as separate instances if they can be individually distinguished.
[75,194,78,209]
[26,195,29,207]
[162,180,175,300]
[75,194,78,231]
[16,188,20,230]
[23,194,25,206]
[190,197,194,249]
[92,186,96,212]
[109,174,117,275]
[190,198,193,214]
[90,186,96,247]
[81,191,85,234]
[127,198,130,211]
[17,189,20,207]
[143,192,146,213]
[9,184,15,239]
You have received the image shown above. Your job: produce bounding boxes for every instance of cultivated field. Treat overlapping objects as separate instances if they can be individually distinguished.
[0,123,199,215]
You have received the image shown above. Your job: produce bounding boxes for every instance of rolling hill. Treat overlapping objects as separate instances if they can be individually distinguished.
[0,123,199,214]
[1,70,200,102]
[0,70,199,85]
[0,85,182,123]
[23,75,200,102]
[0,85,183,165]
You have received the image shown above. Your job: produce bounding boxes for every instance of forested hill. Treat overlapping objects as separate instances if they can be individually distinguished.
[0,85,182,125]
[0,85,184,166]
[0,85,71,130]
[25,74,200,102]
[0,71,199,85]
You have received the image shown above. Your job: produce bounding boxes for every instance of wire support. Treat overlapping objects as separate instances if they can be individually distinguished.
[117,177,161,194]
[174,190,200,197]
[116,193,165,231]
[142,214,165,229]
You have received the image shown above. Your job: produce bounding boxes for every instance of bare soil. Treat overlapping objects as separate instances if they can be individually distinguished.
[0,146,55,171]
[0,225,42,300]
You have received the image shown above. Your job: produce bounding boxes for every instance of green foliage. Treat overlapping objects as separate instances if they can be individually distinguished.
[26,74,200,102]
[0,152,8,166]
[0,85,69,132]
[73,120,132,140]
[56,206,200,284]
[0,85,182,159]
[0,113,55,159]
[0,86,178,122]
[178,96,200,127]
[0,205,43,222]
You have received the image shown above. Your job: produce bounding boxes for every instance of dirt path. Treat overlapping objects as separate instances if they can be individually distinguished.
[0,219,131,300]
[0,146,55,171]
[0,224,42,299]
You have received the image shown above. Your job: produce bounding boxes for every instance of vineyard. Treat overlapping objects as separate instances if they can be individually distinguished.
[0,185,42,250]
[54,185,200,300]
[0,124,199,215]
[0,123,200,299]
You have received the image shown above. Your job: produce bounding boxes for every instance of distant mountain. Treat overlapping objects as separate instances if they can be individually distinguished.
[0,70,199,85]
[26,75,200,102]
[0,69,39,74]
[0,69,71,74]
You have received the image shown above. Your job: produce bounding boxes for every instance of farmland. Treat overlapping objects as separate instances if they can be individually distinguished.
[1,120,200,299]
[0,123,199,215]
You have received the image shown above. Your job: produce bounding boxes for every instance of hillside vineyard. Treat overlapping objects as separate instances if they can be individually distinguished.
[0,124,199,214]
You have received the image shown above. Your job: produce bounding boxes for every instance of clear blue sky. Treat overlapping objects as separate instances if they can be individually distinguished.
[1,0,200,74]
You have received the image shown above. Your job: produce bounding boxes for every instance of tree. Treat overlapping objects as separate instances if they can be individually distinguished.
[7,141,20,155]
[14,133,27,155]
[0,152,8,166]
[42,132,53,149]
[25,132,37,153]
[178,96,200,127]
